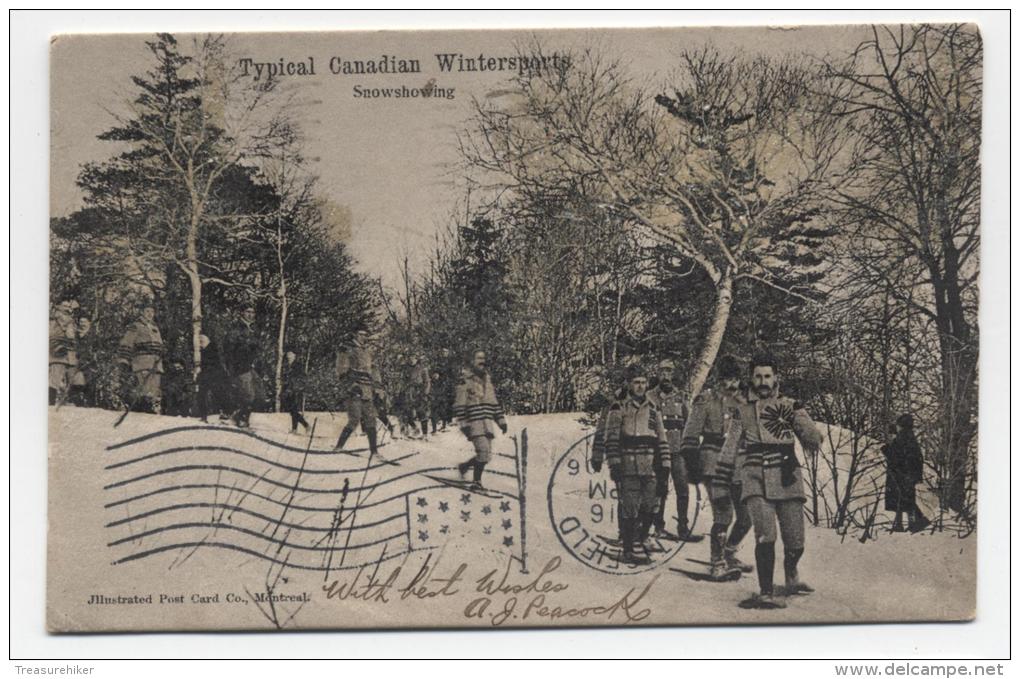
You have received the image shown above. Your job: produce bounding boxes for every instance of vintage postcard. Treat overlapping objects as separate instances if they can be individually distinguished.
[47,24,979,632]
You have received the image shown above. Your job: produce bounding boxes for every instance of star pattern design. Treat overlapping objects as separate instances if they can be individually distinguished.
[416,497,428,507]
[760,402,796,440]
[499,501,511,512]
[483,526,492,535]
[438,501,449,513]
[501,518,513,530]
[418,530,429,542]
[461,493,472,505]
[460,510,471,522]
[481,504,492,515]
[502,536,514,547]
[417,513,428,523]
[439,524,449,534]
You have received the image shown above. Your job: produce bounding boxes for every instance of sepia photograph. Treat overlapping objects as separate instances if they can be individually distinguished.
[11,10,1009,666]
[43,22,985,633]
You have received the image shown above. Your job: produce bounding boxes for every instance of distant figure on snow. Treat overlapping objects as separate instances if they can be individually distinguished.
[197,332,228,423]
[48,298,91,406]
[882,414,931,533]
[225,306,262,428]
[282,350,310,433]
[117,303,164,414]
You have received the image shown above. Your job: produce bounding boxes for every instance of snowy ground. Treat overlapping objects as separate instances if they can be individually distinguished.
[47,407,974,632]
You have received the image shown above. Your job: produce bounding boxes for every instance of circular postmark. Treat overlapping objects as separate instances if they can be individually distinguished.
[547,434,700,575]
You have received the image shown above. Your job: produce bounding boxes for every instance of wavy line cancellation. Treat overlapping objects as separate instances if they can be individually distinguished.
[105,446,417,474]
[109,519,407,552]
[104,463,519,494]
[112,541,435,571]
[106,424,371,456]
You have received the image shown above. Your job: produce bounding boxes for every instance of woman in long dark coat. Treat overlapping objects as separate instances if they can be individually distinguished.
[881,414,931,532]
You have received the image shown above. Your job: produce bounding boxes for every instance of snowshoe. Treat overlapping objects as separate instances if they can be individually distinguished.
[725,552,755,574]
[424,473,501,499]
[755,593,787,609]
[710,561,742,582]
[784,580,815,596]
[677,526,704,543]
[653,526,679,541]
[670,566,734,582]
[739,593,787,609]
[627,551,651,566]
[643,539,666,554]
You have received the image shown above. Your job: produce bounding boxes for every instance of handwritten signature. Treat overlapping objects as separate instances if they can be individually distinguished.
[322,553,655,626]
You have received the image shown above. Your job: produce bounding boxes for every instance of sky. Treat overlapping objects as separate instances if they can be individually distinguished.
[50,25,874,292]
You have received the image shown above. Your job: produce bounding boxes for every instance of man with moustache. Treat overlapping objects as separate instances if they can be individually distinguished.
[720,350,823,609]
[680,354,753,581]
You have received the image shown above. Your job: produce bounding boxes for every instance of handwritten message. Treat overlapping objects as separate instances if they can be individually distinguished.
[322,554,655,626]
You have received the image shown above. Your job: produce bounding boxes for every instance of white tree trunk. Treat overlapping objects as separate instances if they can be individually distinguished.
[186,222,204,403]
[274,292,287,413]
[273,220,287,413]
[684,269,734,397]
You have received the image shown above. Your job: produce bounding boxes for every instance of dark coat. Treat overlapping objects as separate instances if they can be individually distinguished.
[883,431,924,512]
[200,338,227,383]
[225,323,261,376]
[282,359,306,411]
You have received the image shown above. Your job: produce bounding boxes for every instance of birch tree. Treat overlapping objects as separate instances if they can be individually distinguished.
[462,46,846,395]
[93,33,293,390]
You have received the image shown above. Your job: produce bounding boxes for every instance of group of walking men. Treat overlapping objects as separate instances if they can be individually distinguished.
[332,336,507,492]
[48,298,289,428]
[49,299,167,415]
[591,350,823,610]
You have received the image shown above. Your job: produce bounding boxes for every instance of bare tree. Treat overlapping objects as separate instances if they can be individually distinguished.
[100,34,295,389]
[823,24,981,515]
[461,45,846,395]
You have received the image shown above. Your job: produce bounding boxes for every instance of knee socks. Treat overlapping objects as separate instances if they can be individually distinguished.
[755,542,776,595]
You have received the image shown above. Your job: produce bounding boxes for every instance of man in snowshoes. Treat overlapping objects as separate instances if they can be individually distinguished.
[48,298,91,406]
[681,354,753,581]
[647,359,701,544]
[721,350,823,609]
[453,349,507,491]
[589,381,629,548]
[407,353,432,439]
[282,350,310,434]
[603,364,671,565]
[117,303,165,414]
[334,329,382,457]
[225,306,262,428]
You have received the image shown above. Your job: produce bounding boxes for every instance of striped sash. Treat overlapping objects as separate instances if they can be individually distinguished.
[742,442,795,469]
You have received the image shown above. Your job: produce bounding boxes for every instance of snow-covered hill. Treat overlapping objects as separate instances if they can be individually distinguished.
[47,406,974,631]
